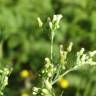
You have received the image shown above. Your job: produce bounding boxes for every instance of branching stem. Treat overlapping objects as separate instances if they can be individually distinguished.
[52,62,96,85]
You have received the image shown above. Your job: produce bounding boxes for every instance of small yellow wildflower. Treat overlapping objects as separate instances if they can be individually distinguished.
[20,70,30,78]
[57,77,69,88]
[21,92,29,96]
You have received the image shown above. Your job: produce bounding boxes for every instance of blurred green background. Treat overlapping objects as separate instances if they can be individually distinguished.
[0,0,96,96]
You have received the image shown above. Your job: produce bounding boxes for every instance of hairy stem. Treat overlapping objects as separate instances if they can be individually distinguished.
[51,31,54,61]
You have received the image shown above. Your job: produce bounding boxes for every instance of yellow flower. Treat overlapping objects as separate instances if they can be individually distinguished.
[57,77,69,88]
[21,92,29,96]
[20,70,30,78]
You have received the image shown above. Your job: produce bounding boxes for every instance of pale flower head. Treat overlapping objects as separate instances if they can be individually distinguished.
[49,14,63,30]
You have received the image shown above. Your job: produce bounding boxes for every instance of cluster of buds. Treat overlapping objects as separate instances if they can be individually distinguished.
[32,58,55,96]
[76,48,85,65]
[75,48,96,69]
[32,86,53,96]
[49,14,63,31]
[0,68,11,96]
[32,87,40,96]
[41,58,56,80]
[59,42,73,70]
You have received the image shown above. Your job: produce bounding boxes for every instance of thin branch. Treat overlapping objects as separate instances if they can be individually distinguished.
[52,62,96,85]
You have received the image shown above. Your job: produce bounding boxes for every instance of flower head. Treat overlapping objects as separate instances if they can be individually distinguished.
[49,14,63,30]
[20,70,30,78]
[57,77,69,88]
[21,92,29,96]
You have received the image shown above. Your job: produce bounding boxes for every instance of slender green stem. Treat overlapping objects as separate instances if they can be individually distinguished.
[52,66,76,85]
[51,31,54,61]
[60,91,64,96]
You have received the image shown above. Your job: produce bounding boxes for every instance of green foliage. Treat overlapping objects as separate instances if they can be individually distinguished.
[0,0,53,71]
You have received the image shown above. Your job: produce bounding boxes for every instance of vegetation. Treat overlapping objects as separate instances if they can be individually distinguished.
[0,0,96,96]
